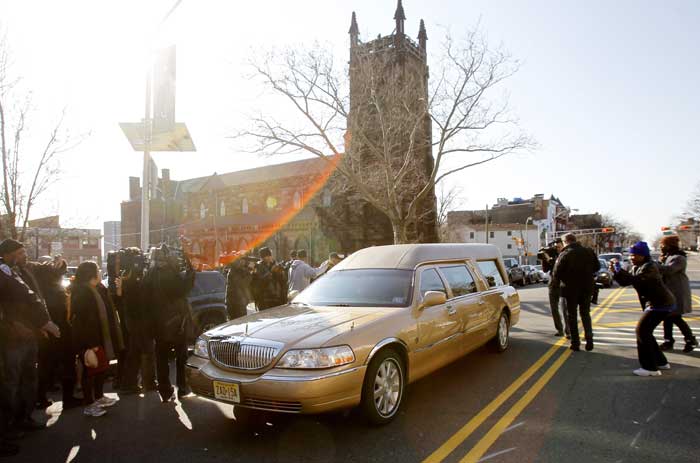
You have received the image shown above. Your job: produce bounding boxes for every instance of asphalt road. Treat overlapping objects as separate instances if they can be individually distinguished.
[12,255,700,463]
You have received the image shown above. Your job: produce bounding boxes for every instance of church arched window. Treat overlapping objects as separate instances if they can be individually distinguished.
[199,202,207,219]
[242,198,249,215]
[293,191,302,209]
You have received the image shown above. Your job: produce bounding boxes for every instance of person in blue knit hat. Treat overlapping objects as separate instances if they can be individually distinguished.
[610,241,676,376]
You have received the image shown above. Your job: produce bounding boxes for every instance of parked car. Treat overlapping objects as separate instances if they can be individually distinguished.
[533,264,549,283]
[521,265,542,284]
[188,271,228,337]
[187,244,520,424]
[502,257,526,286]
[596,258,613,288]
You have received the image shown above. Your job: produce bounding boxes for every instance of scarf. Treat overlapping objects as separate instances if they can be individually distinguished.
[87,286,124,360]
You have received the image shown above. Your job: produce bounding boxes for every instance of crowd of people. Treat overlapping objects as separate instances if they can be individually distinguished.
[541,233,697,376]
[224,247,341,318]
[0,239,196,457]
[0,237,342,457]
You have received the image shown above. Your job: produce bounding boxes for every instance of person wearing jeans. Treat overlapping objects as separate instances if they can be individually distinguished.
[612,241,676,377]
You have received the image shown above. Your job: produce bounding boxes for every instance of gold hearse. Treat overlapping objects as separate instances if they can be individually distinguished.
[187,243,520,424]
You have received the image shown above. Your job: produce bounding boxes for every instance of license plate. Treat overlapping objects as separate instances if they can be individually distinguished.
[213,381,240,403]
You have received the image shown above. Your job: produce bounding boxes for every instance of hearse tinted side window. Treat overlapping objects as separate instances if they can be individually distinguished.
[438,265,477,297]
[477,260,505,288]
[419,268,447,297]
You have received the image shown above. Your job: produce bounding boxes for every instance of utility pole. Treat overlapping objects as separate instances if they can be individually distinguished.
[485,204,489,244]
[140,72,153,252]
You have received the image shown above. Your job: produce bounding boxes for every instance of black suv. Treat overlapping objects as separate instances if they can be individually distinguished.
[188,271,228,336]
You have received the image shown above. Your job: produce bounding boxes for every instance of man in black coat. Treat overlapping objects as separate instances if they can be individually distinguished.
[0,239,60,433]
[144,247,195,402]
[252,247,286,310]
[24,258,81,409]
[552,233,600,351]
[115,264,157,394]
[225,256,254,320]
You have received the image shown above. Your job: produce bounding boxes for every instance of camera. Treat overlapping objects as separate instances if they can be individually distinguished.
[148,243,191,273]
[537,246,556,263]
[107,247,148,282]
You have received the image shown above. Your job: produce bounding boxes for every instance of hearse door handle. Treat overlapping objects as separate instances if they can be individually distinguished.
[447,306,457,316]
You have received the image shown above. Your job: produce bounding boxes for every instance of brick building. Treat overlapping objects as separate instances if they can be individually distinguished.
[22,216,102,266]
[121,157,341,267]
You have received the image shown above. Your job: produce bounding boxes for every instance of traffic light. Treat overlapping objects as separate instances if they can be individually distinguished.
[661,226,672,231]
[601,227,615,233]
[678,225,692,231]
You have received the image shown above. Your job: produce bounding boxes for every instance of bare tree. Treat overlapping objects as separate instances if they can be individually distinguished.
[0,29,85,241]
[681,182,700,221]
[239,26,534,244]
[437,184,466,241]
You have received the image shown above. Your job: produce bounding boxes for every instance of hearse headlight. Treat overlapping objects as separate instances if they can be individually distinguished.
[194,337,210,359]
[277,346,355,369]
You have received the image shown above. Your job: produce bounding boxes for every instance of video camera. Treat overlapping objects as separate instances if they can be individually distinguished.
[107,247,148,282]
[148,243,191,274]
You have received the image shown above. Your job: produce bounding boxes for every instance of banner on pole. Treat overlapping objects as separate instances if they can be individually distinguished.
[153,45,176,134]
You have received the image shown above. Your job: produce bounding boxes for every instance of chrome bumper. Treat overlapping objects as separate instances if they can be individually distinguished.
[186,356,366,414]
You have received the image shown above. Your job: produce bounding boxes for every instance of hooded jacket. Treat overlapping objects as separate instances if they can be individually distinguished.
[288,259,329,293]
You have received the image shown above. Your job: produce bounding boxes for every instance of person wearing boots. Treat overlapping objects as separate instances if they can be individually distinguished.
[552,234,599,351]
[611,241,675,377]
[658,235,697,353]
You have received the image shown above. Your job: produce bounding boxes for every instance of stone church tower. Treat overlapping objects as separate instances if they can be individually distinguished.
[316,1,438,251]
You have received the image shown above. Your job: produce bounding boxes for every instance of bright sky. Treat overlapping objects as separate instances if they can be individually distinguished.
[2,0,698,241]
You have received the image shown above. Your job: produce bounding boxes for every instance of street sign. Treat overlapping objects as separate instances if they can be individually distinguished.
[120,122,196,151]
[153,45,176,134]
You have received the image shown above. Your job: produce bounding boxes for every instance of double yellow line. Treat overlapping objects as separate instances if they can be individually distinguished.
[423,287,626,463]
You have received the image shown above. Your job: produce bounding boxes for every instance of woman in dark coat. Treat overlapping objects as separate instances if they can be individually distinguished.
[70,261,125,417]
[611,241,675,377]
[658,235,697,352]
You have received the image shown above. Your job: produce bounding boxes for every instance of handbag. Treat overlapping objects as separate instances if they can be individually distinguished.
[84,348,98,368]
[84,347,109,377]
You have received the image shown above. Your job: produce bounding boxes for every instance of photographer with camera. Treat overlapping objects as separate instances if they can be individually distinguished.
[225,254,255,320]
[252,247,287,310]
[108,248,157,395]
[143,245,195,402]
[539,238,569,338]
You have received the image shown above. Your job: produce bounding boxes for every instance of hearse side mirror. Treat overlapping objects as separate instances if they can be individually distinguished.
[420,291,447,310]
